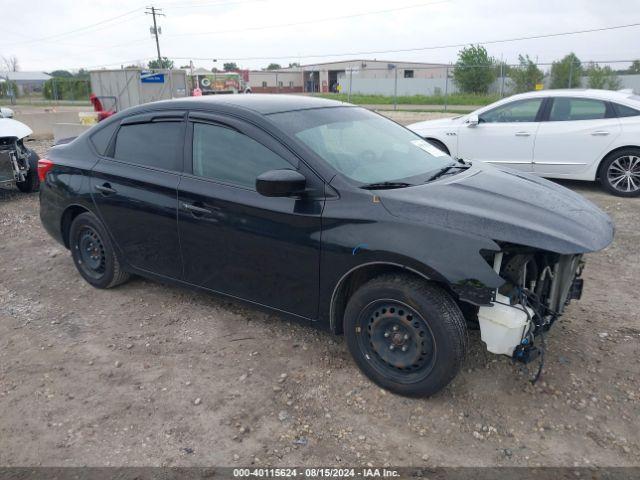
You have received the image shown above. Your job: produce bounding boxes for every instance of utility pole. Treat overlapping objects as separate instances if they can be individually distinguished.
[145,6,165,67]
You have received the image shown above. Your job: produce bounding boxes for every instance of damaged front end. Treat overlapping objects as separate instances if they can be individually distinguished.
[0,136,31,185]
[478,244,585,375]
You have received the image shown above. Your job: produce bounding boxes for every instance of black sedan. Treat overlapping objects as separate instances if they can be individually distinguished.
[38,95,614,397]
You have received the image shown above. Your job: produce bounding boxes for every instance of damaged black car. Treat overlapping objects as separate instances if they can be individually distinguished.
[38,95,614,397]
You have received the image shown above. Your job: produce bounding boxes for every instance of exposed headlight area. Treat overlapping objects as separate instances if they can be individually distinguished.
[477,243,585,381]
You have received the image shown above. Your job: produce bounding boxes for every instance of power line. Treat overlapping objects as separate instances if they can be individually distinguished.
[163,0,450,38]
[172,21,640,62]
[0,8,143,47]
[159,0,266,9]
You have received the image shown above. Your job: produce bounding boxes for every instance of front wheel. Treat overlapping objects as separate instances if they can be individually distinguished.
[599,149,640,197]
[343,274,468,397]
[69,212,130,289]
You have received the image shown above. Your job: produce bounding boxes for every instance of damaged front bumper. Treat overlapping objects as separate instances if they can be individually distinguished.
[475,246,586,366]
[0,137,30,185]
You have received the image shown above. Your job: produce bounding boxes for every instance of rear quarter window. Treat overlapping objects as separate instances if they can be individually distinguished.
[613,103,640,118]
[89,121,119,156]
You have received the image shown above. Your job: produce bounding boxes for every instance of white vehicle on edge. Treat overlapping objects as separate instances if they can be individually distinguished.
[408,89,640,197]
[0,107,40,192]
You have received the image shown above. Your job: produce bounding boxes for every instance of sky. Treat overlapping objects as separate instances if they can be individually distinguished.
[1,0,640,73]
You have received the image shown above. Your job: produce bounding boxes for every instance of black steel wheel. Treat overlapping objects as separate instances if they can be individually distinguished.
[344,274,467,397]
[76,226,107,280]
[600,149,640,197]
[357,300,436,384]
[69,212,130,289]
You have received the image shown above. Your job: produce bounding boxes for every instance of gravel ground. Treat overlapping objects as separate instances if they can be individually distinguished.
[0,130,639,468]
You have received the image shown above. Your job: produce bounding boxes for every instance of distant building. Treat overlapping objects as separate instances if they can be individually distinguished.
[0,71,52,95]
[247,70,304,93]
[246,59,448,94]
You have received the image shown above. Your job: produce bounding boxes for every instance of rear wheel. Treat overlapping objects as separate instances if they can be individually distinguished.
[69,212,130,289]
[343,274,467,397]
[599,149,640,197]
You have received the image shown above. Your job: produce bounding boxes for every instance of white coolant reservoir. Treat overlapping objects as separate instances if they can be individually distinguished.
[478,294,533,356]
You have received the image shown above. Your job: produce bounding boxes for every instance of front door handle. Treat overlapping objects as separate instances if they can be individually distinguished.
[95,183,117,195]
[182,202,213,216]
[515,131,531,137]
[591,131,610,136]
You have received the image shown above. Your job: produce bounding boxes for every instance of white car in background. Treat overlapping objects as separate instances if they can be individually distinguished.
[408,89,640,196]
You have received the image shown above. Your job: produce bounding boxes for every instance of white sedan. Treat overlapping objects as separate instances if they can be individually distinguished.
[408,89,640,196]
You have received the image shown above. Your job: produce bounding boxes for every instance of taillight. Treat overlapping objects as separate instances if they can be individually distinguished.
[37,158,54,182]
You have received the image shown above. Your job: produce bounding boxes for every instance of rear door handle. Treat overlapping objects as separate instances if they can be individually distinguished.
[515,131,531,137]
[591,131,610,136]
[95,183,117,195]
[182,202,213,216]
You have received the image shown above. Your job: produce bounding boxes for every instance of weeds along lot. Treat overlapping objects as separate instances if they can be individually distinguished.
[317,92,499,108]
[0,117,639,467]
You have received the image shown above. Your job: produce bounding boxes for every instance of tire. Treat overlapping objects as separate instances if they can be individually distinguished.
[69,212,130,289]
[343,274,468,397]
[16,149,40,193]
[425,138,450,156]
[599,148,640,197]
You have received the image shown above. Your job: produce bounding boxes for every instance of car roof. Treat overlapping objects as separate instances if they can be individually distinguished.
[145,94,352,115]
[509,88,639,102]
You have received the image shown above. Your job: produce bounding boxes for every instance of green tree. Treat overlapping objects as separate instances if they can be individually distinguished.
[43,78,89,101]
[266,63,282,70]
[550,53,582,89]
[628,60,640,74]
[148,57,174,69]
[288,62,300,68]
[49,70,73,78]
[586,63,621,90]
[509,54,544,93]
[223,62,238,71]
[452,45,496,94]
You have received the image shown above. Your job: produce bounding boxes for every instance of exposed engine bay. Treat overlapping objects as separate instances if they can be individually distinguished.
[0,136,31,185]
[0,114,38,192]
[477,244,585,381]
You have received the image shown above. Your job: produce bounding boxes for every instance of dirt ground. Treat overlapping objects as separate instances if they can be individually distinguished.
[0,126,639,468]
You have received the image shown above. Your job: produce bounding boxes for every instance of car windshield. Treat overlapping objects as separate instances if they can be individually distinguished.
[268,107,453,184]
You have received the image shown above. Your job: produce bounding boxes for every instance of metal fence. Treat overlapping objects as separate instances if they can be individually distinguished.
[0,77,92,106]
[326,60,640,111]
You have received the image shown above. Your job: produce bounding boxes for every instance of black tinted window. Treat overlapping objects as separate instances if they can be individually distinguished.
[192,123,292,188]
[90,120,118,156]
[480,98,543,123]
[549,98,607,121]
[114,121,183,171]
[613,103,640,117]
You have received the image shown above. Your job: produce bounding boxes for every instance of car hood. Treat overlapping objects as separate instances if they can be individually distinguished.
[378,165,614,254]
[408,116,463,133]
[0,118,32,140]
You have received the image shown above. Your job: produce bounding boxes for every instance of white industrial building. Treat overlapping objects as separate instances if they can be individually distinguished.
[247,59,448,94]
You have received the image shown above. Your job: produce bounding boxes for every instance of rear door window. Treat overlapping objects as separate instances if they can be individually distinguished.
[548,98,609,121]
[114,121,184,171]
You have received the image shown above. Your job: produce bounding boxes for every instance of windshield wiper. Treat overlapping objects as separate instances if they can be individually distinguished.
[360,181,413,190]
[426,162,471,182]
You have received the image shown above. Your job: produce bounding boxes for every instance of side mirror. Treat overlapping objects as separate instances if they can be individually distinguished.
[467,114,479,127]
[256,169,306,197]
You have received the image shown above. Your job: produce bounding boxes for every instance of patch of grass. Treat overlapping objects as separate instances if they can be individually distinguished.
[317,93,500,106]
